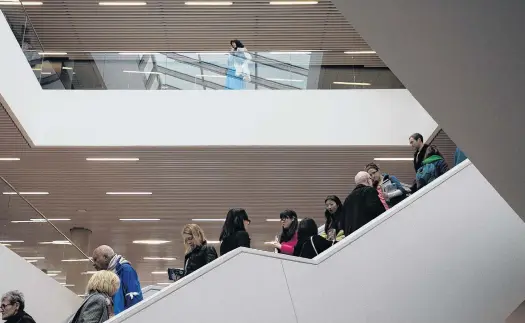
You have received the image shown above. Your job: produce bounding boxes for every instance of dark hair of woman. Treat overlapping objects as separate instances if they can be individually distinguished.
[230,39,245,51]
[219,208,249,241]
[324,195,344,235]
[296,218,318,243]
[424,145,443,159]
[279,209,298,243]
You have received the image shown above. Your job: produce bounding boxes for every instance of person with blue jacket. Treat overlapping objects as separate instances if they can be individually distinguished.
[416,145,449,190]
[365,162,412,208]
[92,245,143,315]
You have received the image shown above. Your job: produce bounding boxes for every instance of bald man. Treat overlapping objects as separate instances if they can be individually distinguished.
[342,171,386,234]
[92,245,143,315]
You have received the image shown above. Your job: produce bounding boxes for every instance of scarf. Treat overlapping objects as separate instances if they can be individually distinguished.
[107,254,129,273]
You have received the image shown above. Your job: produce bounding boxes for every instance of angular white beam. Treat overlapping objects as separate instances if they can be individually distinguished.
[331,0,525,220]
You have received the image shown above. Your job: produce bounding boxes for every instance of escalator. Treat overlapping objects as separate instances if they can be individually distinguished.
[104,160,525,323]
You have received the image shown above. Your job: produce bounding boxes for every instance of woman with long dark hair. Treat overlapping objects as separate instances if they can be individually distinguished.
[226,39,251,89]
[322,195,346,241]
[268,210,299,255]
[293,218,334,259]
[219,208,251,255]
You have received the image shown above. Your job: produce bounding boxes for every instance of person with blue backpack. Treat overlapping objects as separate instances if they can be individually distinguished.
[416,145,449,190]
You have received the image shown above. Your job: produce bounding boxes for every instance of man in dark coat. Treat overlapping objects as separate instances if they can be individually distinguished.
[1,290,36,323]
[343,171,386,235]
[409,132,429,192]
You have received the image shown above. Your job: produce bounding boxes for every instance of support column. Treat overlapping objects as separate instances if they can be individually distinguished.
[65,227,92,295]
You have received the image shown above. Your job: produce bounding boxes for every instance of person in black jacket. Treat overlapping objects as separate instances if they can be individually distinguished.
[219,208,251,255]
[293,218,334,259]
[322,195,346,241]
[343,171,386,235]
[1,291,35,323]
[181,224,218,277]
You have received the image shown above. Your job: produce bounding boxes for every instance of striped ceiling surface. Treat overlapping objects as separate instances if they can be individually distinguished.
[0,104,454,292]
[0,0,385,66]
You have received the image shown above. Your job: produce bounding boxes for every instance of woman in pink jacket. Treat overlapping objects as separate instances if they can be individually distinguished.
[269,210,299,255]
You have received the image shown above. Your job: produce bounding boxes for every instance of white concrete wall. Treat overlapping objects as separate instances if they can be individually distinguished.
[0,11,437,147]
[106,161,525,323]
[0,245,81,323]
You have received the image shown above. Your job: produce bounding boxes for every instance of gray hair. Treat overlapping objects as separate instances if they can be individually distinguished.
[1,290,25,311]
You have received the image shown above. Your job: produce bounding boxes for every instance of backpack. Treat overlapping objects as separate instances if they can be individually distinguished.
[416,162,438,187]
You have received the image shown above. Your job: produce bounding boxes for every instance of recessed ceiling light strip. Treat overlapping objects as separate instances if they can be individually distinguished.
[86,157,139,161]
[374,157,413,161]
[0,158,20,161]
[120,218,160,221]
[185,1,233,5]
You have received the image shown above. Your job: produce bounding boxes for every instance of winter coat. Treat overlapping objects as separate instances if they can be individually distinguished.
[5,311,35,323]
[67,292,112,323]
[411,144,430,193]
[343,184,386,234]
[454,147,468,166]
[220,230,251,255]
[293,235,335,259]
[112,257,143,315]
[416,155,449,189]
[184,242,218,276]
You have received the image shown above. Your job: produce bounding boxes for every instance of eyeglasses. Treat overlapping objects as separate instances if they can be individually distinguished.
[0,303,13,310]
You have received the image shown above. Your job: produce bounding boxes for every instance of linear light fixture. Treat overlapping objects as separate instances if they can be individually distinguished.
[81,271,97,275]
[99,1,147,5]
[40,240,72,245]
[185,1,233,5]
[12,218,70,223]
[333,81,372,86]
[0,244,11,246]
[374,157,413,161]
[0,240,24,243]
[344,50,376,55]
[0,157,20,161]
[0,1,43,5]
[27,260,38,263]
[24,256,45,260]
[269,51,311,55]
[191,219,225,222]
[269,1,318,4]
[151,271,167,275]
[118,52,160,55]
[48,271,62,274]
[207,240,220,244]
[133,240,170,245]
[86,157,139,161]
[123,70,161,75]
[157,282,171,285]
[266,219,281,222]
[144,257,176,261]
[61,283,75,287]
[196,52,229,55]
[41,72,52,75]
[106,192,152,195]
[62,66,73,70]
[47,273,58,276]
[61,258,91,262]
[267,78,305,82]
[38,52,67,56]
[3,192,49,195]
[120,218,160,221]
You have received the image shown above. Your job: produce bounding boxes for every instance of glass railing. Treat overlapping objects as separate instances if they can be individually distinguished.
[22,51,405,90]
[0,177,92,296]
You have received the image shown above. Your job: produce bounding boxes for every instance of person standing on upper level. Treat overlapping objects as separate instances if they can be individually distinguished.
[268,210,299,255]
[92,245,143,315]
[343,171,386,235]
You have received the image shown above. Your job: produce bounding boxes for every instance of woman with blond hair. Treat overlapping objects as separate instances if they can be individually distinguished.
[182,224,218,277]
[67,270,120,323]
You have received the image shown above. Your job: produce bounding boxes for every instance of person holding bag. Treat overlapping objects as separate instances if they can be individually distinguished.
[67,270,120,323]
[294,218,335,259]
